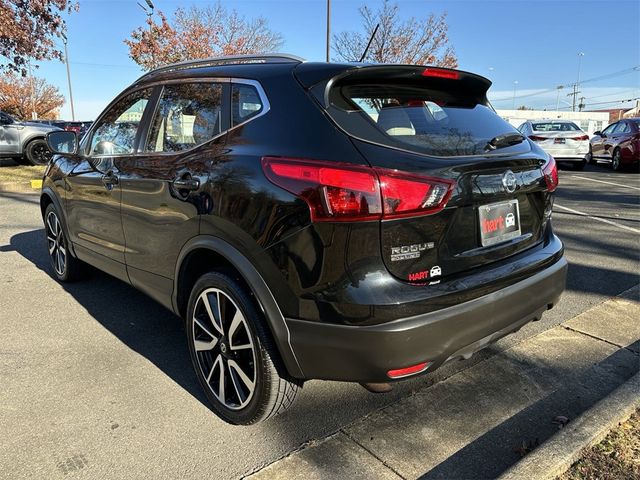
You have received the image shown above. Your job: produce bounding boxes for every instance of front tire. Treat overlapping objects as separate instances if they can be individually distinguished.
[612,148,623,172]
[44,204,84,282]
[24,138,52,165]
[587,145,596,165]
[186,272,299,425]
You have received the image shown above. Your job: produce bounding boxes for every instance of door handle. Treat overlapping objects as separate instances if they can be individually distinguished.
[172,176,200,191]
[101,172,119,188]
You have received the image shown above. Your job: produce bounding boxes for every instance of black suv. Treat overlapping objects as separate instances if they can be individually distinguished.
[42,54,567,425]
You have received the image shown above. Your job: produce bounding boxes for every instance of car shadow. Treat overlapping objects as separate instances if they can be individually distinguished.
[2,227,211,409]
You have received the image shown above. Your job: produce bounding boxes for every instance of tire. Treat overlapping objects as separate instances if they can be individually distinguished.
[24,138,52,165]
[612,148,623,172]
[44,204,84,282]
[586,145,596,165]
[186,271,300,425]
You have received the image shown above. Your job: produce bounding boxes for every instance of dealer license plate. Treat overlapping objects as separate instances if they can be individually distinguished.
[479,199,521,247]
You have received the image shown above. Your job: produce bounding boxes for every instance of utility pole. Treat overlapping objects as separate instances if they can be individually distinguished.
[512,80,518,110]
[578,96,585,112]
[555,85,563,111]
[62,34,75,121]
[28,63,36,120]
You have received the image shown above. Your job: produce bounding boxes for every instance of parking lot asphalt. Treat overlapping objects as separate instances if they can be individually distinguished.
[0,162,638,479]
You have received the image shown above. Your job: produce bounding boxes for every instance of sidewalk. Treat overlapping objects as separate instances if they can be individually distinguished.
[246,286,640,480]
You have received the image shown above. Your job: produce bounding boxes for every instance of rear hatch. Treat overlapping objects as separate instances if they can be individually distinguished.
[297,64,554,282]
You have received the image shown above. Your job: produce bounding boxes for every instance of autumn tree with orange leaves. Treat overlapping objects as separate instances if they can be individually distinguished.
[0,72,64,119]
[125,2,283,71]
[0,0,78,75]
[333,0,457,67]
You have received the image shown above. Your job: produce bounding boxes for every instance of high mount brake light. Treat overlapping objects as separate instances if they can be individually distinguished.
[261,157,455,222]
[422,68,459,80]
[542,155,558,193]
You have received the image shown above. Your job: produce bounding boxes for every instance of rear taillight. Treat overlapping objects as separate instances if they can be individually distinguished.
[542,155,558,192]
[262,157,455,222]
[422,68,459,80]
[376,169,455,218]
[528,135,547,142]
[571,135,589,141]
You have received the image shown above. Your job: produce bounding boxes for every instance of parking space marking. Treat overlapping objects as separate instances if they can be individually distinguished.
[554,204,640,234]
[569,175,640,191]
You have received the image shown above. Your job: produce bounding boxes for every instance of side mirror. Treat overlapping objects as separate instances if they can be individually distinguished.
[593,130,602,137]
[46,131,78,155]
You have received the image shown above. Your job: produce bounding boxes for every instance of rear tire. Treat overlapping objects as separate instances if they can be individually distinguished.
[186,272,300,425]
[24,138,52,165]
[44,204,84,282]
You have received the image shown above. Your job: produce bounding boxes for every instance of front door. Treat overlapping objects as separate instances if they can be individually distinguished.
[592,122,616,158]
[118,81,229,305]
[0,112,21,155]
[65,87,155,279]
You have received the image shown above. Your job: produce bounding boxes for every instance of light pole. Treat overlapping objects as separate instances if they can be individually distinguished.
[62,33,75,121]
[512,80,518,110]
[572,52,585,112]
[138,0,155,67]
[555,85,563,111]
[326,0,331,62]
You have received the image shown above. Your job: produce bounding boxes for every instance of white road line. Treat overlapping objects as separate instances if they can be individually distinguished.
[554,204,640,234]
[569,175,640,191]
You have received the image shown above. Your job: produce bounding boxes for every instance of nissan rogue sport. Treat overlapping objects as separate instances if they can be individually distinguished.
[42,54,567,425]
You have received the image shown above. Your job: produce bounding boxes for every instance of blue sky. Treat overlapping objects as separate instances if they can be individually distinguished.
[32,0,640,120]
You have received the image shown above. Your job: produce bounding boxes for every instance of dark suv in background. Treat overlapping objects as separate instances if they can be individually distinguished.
[43,54,567,425]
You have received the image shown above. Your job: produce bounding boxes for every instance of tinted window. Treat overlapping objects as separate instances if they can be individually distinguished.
[532,122,580,131]
[613,122,630,134]
[232,84,264,126]
[326,83,525,157]
[602,123,617,135]
[90,89,152,155]
[146,83,223,152]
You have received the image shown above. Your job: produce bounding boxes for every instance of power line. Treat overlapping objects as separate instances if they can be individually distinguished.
[490,65,640,103]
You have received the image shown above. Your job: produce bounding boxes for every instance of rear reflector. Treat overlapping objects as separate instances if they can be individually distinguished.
[262,157,455,222]
[422,68,459,80]
[387,362,431,379]
[542,155,559,192]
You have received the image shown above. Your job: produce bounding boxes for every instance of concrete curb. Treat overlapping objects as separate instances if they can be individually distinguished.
[499,371,640,480]
[0,181,40,194]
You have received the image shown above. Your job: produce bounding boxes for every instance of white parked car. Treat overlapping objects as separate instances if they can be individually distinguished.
[517,120,590,170]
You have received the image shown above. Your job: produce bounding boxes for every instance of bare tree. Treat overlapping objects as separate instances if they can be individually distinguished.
[0,0,78,75]
[125,2,283,71]
[333,0,457,67]
[0,72,65,119]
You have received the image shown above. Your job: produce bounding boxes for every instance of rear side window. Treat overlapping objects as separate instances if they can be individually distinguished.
[146,82,223,152]
[532,122,580,132]
[325,82,526,157]
[232,84,264,126]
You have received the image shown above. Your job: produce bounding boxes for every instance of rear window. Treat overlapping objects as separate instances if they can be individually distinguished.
[325,82,527,157]
[532,122,580,132]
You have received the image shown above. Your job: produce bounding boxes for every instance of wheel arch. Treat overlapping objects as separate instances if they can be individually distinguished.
[40,187,77,258]
[173,235,304,379]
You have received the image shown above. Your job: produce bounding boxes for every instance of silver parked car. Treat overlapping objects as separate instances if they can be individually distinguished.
[0,111,61,165]
[517,120,590,170]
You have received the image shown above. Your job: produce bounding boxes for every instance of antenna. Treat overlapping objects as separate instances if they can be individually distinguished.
[358,24,379,63]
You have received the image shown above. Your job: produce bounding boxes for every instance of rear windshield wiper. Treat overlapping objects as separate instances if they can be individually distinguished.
[484,132,525,151]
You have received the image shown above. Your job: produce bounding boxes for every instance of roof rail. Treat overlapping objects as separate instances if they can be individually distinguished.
[135,53,305,83]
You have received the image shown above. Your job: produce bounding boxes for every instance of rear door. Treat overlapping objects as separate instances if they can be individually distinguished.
[0,112,21,155]
[314,66,551,282]
[118,80,229,304]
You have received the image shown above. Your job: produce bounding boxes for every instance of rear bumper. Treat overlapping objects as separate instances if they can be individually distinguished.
[286,255,567,382]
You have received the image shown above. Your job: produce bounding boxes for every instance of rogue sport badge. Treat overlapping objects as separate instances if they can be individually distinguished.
[502,170,517,193]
